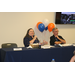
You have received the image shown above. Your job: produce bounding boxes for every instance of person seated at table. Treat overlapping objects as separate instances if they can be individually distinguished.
[50,27,66,46]
[70,50,75,62]
[70,56,75,62]
[23,28,48,47]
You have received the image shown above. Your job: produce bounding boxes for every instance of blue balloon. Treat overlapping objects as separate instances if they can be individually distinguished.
[45,26,48,30]
[38,23,45,32]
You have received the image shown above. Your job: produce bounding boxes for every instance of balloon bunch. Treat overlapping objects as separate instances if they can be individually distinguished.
[36,19,55,32]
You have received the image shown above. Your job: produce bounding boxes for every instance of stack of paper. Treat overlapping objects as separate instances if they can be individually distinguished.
[41,45,54,49]
[61,44,72,47]
[26,46,32,48]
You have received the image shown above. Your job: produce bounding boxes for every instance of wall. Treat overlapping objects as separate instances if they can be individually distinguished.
[0,12,75,48]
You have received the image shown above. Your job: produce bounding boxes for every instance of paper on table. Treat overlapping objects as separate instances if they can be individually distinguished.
[41,46,50,49]
[61,44,72,47]
[26,45,32,48]
[41,45,54,49]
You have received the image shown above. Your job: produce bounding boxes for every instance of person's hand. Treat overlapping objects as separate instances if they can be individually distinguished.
[55,35,59,39]
[34,35,37,40]
[43,40,48,45]
[30,35,37,44]
[55,35,60,39]
[55,41,59,44]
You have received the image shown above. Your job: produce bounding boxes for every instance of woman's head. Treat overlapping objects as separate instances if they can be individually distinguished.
[25,28,34,38]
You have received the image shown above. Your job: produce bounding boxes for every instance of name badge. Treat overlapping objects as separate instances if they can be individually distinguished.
[13,48,22,51]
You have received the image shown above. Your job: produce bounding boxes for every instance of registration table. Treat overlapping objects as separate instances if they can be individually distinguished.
[0,46,75,62]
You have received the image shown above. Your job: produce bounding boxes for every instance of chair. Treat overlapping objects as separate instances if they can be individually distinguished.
[1,43,18,48]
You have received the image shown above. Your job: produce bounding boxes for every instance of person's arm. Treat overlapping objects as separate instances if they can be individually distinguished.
[50,37,55,45]
[55,41,62,44]
[41,40,48,45]
[29,35,37,44]
[55,35,66,44]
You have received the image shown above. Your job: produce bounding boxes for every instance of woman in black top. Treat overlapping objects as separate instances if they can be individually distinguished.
[23,28,48,47]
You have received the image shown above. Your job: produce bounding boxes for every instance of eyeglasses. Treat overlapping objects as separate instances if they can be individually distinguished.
[54,31,59,32]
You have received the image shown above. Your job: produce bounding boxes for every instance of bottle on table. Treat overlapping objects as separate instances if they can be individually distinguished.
[51,59,55,62]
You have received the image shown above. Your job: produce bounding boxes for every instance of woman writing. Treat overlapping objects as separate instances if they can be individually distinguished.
[23,28,48,47]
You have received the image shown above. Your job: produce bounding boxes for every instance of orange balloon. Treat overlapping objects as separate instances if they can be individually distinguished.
[48,23,55,32]
[36,22,42,28]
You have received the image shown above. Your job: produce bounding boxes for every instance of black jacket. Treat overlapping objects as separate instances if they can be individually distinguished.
[50,35,65,45]
[23,36,39,47]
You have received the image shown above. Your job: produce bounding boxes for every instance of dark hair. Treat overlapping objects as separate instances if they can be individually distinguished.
[24,28,34,38]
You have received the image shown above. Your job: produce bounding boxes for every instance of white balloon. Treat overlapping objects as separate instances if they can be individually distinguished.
[54,23,56,27]
[43,19,49,27]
